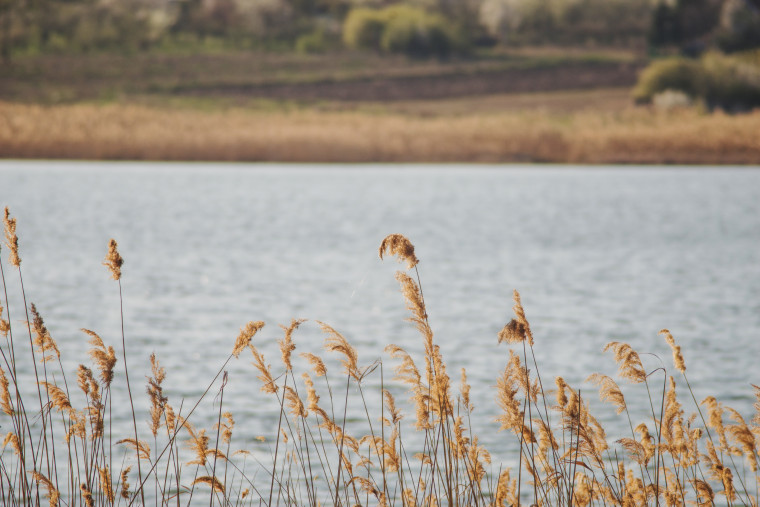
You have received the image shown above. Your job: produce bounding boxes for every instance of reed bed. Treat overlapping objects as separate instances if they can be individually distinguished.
[1,101,760,164]
[1,208,759,506]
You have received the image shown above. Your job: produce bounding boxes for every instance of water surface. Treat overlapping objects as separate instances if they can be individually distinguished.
[1,161,758,480]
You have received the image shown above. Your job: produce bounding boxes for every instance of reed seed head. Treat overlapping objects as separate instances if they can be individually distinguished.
[193,476,225,494]
[3,207,20,267]
[379,234,419,269]
[99,466,115,504]
[31,304,60,362]
[603,341,646,383]
[117,438,151,461]
[232,321,265,358]
[103,238,123,280]
[120,466,132,499]
[39,382,73,415]
[0,302,9,337]
[660,329,686,373]
[279,318,304,370]
[300,352,327,376]
[32,471,59,507]
[250,345,278,394]
[320,321,360,380]
[0,367,12,416]
[83,329,117,386]
[587,373,627,414]
[284,385,308,418]
[80,484,94,507]
[511,290,534,346]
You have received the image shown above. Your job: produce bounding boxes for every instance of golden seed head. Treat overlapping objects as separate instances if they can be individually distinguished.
[284,385,308,418]
[603,341,647,384]
[660,329,686,373]
[31,304,60,362]
[301,352,327,376]
[0,302,9,337]
[80,483,94,507]
[3,207,20,267]
[99,466,114,504]
[497,319,526,345]
[379,234,419,270]
[250,346,278,394]
[587,373,627,414]
[103,239,124,280]
[33,472,59,507]
[232,321,265,358]
[39,382,73,414]
[510,290,534,346]
[460,368,471,412]
[0,367,12,416]
[320,321,360,380]
[193,476,225,494]
[279,319,303,370]
[120,466,132,499]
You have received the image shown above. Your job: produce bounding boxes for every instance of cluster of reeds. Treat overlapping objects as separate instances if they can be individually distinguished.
[3,101,760,164]
[1,207,759,506]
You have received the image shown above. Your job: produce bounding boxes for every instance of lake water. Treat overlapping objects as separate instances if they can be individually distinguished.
[1,161,759,499]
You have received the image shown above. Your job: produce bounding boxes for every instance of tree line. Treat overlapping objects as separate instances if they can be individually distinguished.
[1,0,759,61]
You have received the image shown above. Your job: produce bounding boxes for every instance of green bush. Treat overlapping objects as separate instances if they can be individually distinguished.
[342,7,386,51]
[343,4,457,58]
[633,52,760,111]
[295,29,328,53]
[632,58,708,103]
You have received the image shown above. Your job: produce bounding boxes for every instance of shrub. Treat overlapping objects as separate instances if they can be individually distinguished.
[632,58,707,103]
[342,7,386,51]
[381,8,454,58]
[633,52,760,110]
[343,4,458,58]
[295,29,328,53]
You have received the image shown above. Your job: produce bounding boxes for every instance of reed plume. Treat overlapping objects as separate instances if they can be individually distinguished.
[279,318,304,371]
[379,234,419,269]
[103,239,123,280]
[320,321,360,381]
[603,341,647,384]
[3,207,20,267]
[31,303,60,362]
[82,329,117,386]
[660,329,686,374]
[301,352,327,376]
[232,321,265,358]
[32,471,59,507]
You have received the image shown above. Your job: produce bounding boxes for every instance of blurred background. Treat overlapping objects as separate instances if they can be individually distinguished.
[1,0,760,163]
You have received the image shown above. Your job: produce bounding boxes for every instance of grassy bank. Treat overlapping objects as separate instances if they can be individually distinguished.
[1,212,759,506]
[2,98,760,164]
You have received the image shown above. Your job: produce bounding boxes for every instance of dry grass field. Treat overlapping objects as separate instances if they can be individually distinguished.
[2,96,759,164]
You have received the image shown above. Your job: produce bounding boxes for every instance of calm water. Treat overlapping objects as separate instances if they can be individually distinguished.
[1,161,759,491]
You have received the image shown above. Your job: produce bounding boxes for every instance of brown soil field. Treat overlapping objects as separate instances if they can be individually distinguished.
[0,50,642,103]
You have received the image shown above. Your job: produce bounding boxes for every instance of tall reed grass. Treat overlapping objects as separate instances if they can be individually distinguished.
[1,207,758,506]
[2,101,760,164]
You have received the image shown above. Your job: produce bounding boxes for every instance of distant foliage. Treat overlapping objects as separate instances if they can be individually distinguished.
[342,8,386,51]
[343,4,459,58]
[713,0,760,52]
[478,0,650,47]
[632,58,708,103]
[633,51,760,111]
